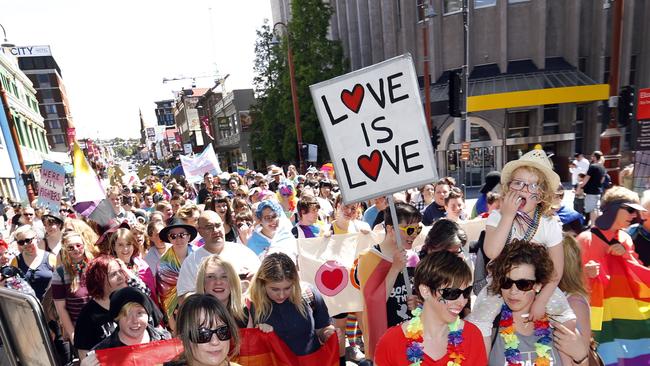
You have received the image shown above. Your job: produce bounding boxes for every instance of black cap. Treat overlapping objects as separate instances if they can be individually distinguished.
[109,287,153,320]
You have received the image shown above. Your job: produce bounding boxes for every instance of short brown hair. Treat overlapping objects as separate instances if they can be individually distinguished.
[414,250,471,301]
[297,194,320,217]
[487,240,554,296]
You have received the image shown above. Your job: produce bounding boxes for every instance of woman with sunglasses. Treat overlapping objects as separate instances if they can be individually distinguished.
[52,231,95,342]
[375,251,486,365]
[485,240,585,366]
[358,202,423,360]
[157,219,198,331]
[246,200,296,259]
[10,225,56,300]
[165,294,241,366]
[248,253,336,358]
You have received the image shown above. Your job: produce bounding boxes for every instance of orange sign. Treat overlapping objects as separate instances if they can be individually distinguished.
[461,142,470,161]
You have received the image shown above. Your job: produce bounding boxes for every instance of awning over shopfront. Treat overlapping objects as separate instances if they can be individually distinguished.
[429,60,609,113]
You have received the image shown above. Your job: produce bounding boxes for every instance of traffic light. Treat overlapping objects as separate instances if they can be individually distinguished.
[618,85,636,127]
[448,71,462,117]
[300,143,309,162]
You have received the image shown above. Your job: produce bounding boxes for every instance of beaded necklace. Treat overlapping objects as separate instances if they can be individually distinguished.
[498,304,552,366]
[405,307,465,366]
[73,259,87,276]
[506,206,541,245]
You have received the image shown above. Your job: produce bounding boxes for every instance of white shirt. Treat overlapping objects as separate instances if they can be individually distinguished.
[486,209,562,248]
[176,242,261,296]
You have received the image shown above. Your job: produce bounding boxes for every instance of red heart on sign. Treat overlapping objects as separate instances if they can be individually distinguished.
[321,268,344,291]
[340,84,365,113]
[357,150,382,181]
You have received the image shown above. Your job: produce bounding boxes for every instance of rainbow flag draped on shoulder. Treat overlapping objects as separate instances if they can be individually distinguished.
[589,254,650,366]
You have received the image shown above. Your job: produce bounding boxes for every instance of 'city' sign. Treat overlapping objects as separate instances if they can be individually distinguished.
[310,53,438,203]
[2,45,52,57]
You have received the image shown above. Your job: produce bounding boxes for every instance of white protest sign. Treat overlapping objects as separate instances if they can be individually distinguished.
[37,160,66,212]
[180,146,222,183]
[310,54,438,203]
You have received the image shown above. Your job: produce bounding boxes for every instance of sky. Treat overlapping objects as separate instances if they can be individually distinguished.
[1,0,273,139]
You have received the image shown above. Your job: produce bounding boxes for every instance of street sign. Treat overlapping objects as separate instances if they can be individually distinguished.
[461,142,470,161]
[638,88,650,121]
[310,53,438,203]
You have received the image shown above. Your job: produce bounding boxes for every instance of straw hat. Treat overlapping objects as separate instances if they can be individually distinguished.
[501,149,560,192]
[270,166,283,176]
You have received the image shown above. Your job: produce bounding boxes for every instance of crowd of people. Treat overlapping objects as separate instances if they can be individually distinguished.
[0,148,647,366]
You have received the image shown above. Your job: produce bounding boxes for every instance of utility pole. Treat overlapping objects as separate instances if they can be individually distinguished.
[0,81,36,202]
[600,0,624,184]
[419,0,433,136]
[459,0,470,186]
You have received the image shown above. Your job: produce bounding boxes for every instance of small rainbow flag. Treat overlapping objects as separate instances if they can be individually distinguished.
[588,254,650,365]
[237,165,247,176]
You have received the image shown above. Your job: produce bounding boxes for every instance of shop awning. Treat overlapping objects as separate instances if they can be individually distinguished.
[429,62,609,113]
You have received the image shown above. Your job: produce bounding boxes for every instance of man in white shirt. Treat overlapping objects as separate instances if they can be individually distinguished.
[176,210,260,298]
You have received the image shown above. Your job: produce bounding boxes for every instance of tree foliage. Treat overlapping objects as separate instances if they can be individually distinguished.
[250,0,347,167]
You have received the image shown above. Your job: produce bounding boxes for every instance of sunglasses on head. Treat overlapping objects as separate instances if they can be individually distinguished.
[500,278,536,292]
[16,237,34,246]
[438,286,473,301]
[192,325,231,343]
[398,225,422,236]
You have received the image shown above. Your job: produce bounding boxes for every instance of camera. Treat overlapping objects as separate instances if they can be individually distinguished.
[1,266,24,279]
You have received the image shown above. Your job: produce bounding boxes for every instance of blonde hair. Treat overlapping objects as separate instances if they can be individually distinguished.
[558,234,588,298]
[195,255,245,324]
[601,186,639,206]
[130,222,150,252]
[177,204,199,222]
[502,166,554,216]
[61,231,94,293]
[115,302,147,322]
[248,253,307,324]
[63,218,100,256]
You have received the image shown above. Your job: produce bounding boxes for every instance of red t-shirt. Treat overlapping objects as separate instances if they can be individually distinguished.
[374,320,487,366]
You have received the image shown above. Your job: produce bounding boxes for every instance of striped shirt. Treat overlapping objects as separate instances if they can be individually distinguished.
[51,265,90,324]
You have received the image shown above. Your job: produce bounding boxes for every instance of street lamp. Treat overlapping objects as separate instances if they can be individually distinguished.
[271,22,304,173]
[0,23,15,47]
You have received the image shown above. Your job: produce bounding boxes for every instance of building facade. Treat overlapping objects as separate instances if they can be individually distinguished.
[0,48,49,199]
[155,99,175,127]
[16,45,75,153]
[271,0,650,185]
[211,89,255,172]
[173,88,208,153]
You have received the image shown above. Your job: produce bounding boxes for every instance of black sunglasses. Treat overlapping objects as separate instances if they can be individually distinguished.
[192,325,231,344]
[500,278,536,292]
[439,286,473,301]
[622,206,638,214]
[16,237,35,246]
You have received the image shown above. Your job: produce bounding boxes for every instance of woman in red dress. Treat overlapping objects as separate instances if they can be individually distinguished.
[375,251,486,365]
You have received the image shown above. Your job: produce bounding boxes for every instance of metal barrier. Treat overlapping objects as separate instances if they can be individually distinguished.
[0,287,56,366]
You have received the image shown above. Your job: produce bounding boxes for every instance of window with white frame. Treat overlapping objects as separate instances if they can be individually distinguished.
[444,0,462,14]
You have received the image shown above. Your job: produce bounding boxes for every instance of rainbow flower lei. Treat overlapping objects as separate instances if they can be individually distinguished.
[405,307,465,366]
[498,304,552,366]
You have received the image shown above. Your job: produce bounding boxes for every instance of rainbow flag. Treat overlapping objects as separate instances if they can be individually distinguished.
[72,141,105,202]
[95,338,182,365]
[357,248,393,360]
[237,165,247,176]
[589,254,650,365]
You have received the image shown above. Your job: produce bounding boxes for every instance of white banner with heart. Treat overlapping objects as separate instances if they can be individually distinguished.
[297,232,378,314]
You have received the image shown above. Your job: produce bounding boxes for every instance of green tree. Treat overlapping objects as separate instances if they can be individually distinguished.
[250,0,347,167]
